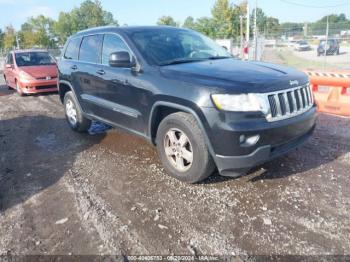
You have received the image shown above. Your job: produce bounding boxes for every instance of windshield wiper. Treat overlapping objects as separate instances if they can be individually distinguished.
[207,56,232,60]
[159,58,204,66]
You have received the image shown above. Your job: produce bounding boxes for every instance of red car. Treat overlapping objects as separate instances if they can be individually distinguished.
[3,50,58,96]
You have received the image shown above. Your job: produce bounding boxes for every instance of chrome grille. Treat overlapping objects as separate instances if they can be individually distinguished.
[266,84,314,122]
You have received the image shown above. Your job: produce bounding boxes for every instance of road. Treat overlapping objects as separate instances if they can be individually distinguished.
[1,76,350,257]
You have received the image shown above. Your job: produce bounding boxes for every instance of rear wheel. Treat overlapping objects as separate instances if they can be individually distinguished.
[3,76,11,90]
[64,91,91,132]
[156,112,215,183]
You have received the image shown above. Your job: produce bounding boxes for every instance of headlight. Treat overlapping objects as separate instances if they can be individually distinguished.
[211,93,269,113]
[19,71,34,81]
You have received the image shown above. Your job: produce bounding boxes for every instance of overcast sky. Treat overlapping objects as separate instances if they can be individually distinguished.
[0,0,350,29]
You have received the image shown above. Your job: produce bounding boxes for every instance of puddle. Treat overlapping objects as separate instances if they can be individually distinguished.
[35,133,57,151]
[88,121,112,135]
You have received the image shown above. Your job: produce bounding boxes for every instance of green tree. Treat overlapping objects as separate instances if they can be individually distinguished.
[157,16,177,26]
[211,0,234,38]
[210,0,248,39]
[3,25,16,50]
[0,29,4,50]
[53,12,74,45]
[266,17,280,37]
[193,17,217,38]
[251,8,267,34]
[183,16,196,29]
[19,15,56,48]
[309,14,350,36]
[53,0,118,45]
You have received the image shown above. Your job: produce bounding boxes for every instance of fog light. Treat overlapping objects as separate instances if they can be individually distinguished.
[239,134,260,147]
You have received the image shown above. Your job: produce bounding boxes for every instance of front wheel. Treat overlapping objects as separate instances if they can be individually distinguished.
[16,81,24,96]
[64,91,91,132]
[156,112,215,183]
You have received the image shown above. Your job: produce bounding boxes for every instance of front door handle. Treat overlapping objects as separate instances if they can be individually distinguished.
[96,69,105,75]
[71,65,77,70]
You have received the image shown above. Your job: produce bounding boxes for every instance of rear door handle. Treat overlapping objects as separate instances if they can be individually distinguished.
[96,69,105,75]
[71,65,77,70]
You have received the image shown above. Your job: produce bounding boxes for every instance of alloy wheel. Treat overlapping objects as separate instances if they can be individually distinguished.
[164,128,193,172]
[65,99,78,126]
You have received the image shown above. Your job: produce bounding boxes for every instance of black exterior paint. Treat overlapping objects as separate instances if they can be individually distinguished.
[58,26,317,176]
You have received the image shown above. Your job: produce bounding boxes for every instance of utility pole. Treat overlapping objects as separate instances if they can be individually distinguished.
[254,0,258,60]
[240,15,244,58]
[16,34,20,50]
[246,2,250,60]
[324,15,329,69]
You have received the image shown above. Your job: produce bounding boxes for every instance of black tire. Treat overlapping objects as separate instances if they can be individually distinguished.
[16,81,24,96]
[156,112,215,183]
[3,76,11,90]
[63,91,91,132]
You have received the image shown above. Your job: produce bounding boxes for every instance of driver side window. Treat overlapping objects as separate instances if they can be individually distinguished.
[102,34,130,66]
[6,53,13,65]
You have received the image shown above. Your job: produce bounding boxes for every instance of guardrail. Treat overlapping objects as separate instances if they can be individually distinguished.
[306,70,350,117]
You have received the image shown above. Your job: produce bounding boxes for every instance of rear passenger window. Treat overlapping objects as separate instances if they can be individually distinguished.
[79,35,103,64]
[64,37,81,60]
[102,34,130,65]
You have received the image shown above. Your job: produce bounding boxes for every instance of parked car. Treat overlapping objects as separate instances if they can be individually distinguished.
[294,40,311,51]
[317,39,340,56]
[58,26,317,183]
[3,50,58,96]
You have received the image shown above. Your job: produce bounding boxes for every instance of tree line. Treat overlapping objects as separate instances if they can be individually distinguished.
[1,0,350,51]
[0,0,118,50]
[158,0,350,39]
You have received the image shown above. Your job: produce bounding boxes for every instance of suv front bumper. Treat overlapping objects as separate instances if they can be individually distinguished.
[202,106,317,177]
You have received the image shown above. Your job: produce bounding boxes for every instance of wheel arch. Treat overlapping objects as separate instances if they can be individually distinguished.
[148,101,217,163]
[58,80,81,104]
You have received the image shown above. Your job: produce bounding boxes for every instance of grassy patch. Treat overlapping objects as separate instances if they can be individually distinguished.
[276,49,332,70]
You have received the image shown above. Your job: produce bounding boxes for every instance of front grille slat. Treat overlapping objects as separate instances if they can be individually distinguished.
[278,93,287,115]
[283,93,290,114]
[268,95,278,117]
[300,88,307,108]
[266,84,313,122]
[294,90,301,110]
[274,94,283,116]
[287,92,294,113]
[304,87,308,104]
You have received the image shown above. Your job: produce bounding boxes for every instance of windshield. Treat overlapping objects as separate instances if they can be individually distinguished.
[130,29,232,66]
[320,40,335,46]
[298,41,308,45]
[15,52,56,67]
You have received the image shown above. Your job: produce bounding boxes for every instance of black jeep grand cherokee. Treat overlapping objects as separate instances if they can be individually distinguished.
[58,26,317,183]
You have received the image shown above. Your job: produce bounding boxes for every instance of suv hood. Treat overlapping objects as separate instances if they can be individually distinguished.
[160,59,308,93]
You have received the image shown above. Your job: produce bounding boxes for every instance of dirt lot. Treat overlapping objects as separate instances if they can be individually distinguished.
[1,71,350,257]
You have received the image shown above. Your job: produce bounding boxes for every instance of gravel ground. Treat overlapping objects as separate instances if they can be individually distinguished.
[0,70,350,257]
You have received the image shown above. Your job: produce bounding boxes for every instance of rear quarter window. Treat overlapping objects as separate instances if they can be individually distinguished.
[64,37,82,60]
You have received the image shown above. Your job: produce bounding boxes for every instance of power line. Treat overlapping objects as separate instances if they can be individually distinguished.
[279,0,350,8]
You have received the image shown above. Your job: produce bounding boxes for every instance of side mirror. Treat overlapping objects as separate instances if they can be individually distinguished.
[109,51,134,68]
[5,64,13,69]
